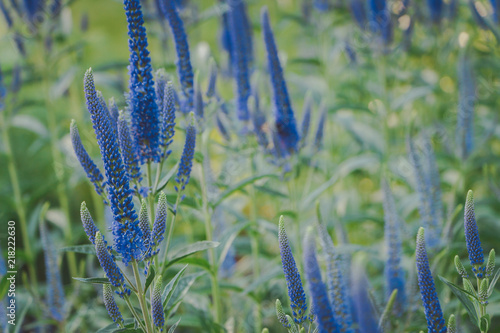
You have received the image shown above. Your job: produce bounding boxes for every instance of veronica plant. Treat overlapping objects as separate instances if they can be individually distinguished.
[444,191,498,333]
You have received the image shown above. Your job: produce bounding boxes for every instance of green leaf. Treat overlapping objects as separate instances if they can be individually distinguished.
[145,266,156,293]
[165,241,219,269]
[217,221,250,268]
[0,274,9,300]
[73,277,110,284]
[174,257,211,272]
[212,174,279,207]
[166,271,206,311]
[11,115,48,137]
[59,245,96,255]
[488,267,500,297]
[378,289,398,330]
[156,162,179,193]
[162,265,188,307]
[96,319,135,333]
[243,266,282,295]
[439,276,479,324]
[13,297,32,333]
[302,154,379,208]
[480,314,490,332]
[167,317,181,333]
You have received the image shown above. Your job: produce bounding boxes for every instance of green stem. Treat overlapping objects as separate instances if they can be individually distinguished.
[42,57,78,278]
[1,113,37,289]
[132,260,153,333]
[200,136,222,325]
[122,289,147,332]
[249,155,262,333]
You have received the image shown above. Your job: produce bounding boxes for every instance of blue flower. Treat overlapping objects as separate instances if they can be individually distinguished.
[229,0,253,121]
[350,0,367,29]
[80,201,101,245]
[314,0,330,12]
[118,111,142,183]
[300,93,312,148]
[95,231,126,292]
[250,93,270,150]
[382,180,406,315]
[303,228,338,332]
[103,284,124,326]
[464,191,485,274]
[278,216,307,324]
[194,78,204,120]
[351,264,380,333]
[159,81,176,159]
[407,135,439,248]
[124,0,161,163]
[456,56,475,160]
[427,0,443,23]
[40,221,66,322]
[70,120,106,197]
[175,114,196,192]
[0,1,13,28]
[84,68,144,265]
[152,275,165,330]
[415,228,446,333]
[314,103,326,151]
[492,0,500,22]
[317,224,354,333]
[368,0,392,45]
[206,59,217,98]
[261,7,300,154]
[159,0,194,111]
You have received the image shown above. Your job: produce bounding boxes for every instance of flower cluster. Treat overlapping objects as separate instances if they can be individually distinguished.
[261,7,300,154]
[464,190,485,276]
[84,69,145,265]
[415,228,447,333]
[303,229,338,332]
[159,0,194,111]
[278,216,307,324]
[124,0,161,163]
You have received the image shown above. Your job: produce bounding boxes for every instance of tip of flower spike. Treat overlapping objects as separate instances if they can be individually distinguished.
[417,227,425,245]
[466,189,474,206]
[70,119,76,128]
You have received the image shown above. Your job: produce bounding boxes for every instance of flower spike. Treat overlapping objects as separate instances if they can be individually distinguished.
[261,7,300,154]
[84,68,144,265]
[415,228,446,333]
[278,216,307,324]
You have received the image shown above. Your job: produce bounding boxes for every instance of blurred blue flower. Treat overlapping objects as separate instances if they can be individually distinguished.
[382,180,406,315]
[303,229,338,332]
[175,115,196,192]
[456,56,475,160]
[314,103,326,151]
[228,0,253,121]
[427,0,443,23]
[351,264,380,333]
[261,7,300,154]
[40,221,66,322]
[159,0,194,111]
[318,224,354,333]
[368,0,392,45]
